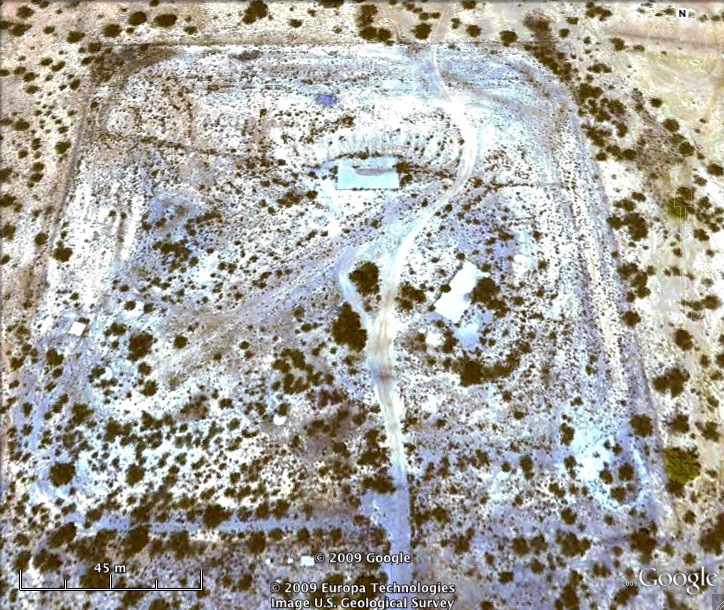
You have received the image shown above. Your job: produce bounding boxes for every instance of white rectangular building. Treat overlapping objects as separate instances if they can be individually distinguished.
[336,156,399,190]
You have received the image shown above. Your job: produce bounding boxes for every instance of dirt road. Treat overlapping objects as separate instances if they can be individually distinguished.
[339,42,479,592]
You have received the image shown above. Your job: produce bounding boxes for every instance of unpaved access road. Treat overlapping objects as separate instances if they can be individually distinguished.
[338,43,479,593]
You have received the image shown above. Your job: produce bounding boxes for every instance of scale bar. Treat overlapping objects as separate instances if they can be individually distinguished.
[18,570,204,592]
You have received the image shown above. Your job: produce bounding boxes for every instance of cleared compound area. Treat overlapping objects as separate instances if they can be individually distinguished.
[4,35,721,609]
[336,156,400,190]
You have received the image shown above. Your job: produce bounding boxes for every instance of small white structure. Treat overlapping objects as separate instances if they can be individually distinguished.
[68,321,86,337]
[273,414,287,426]
[434,261,483,324]
[336,156,399,190]
[299,555,315,568]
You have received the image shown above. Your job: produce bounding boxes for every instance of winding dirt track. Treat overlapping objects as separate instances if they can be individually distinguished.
[337,43,479,591]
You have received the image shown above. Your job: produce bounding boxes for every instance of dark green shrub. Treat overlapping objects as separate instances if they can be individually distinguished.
[663,446,700,485]
[500,30,518,45]
[49,462,75,486]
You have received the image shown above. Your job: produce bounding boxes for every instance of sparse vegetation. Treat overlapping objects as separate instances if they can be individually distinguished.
[663,446,700,485]
[243,1,269,25]
[127,332,154,361]
[652,366,690,397]
[349,261,380,297]
[1,7,722,607]
[500,30,518,45]
[412,23,432,40]
[49,462,75,486]
[331,303,367,352]
[128,11,147,26]
[153,14,178,28]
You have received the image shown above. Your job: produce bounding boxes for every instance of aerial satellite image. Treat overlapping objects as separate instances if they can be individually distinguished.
[1,1,723,608]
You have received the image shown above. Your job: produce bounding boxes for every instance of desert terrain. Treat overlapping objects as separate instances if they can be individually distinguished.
[1,2,723,609]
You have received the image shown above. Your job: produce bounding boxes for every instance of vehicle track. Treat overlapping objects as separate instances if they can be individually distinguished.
[338,44,478,592]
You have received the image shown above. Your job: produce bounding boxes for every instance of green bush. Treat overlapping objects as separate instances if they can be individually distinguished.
[500,30,518,45]
[49,462,75,486]
[412,23,432,40]
[153,14,178,28]
[663,446,700,485]
[349,261,379,297]
[203,504,231,528]
[128,12,147,26]
[243,1,268,25]
[126,464,145,485]
[629,414,653,437]
[652,366,689,397]
[127,332,154,361]
[330,303,366,352]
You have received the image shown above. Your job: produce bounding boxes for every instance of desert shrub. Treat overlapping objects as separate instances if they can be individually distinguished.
[699,513,724,554]
[560,423,575,445]
[357,3,377,28]
[667,413,690,434]
[663,118,679,132]
[652,366,689,397]
[70,403,92,426]
[107,322,126,336]
[126,464,145,485]
[673,329,693,350]
[48,523,76,548]
[622,310,640,326]
[140,380,157,396]
[458,354,518,386]
[153,14,177,27]
[127,332,154,361]
[397,282,426,311]
[349,261,379,297]
[128,11,147,26]
[67,30,85,43]
[629,414,653,437]
[102,23,121,37]
[628,525,657,562]
[49,462,75,486]
[412,23,432,40]
[500,30,518,45]
[330,303,366,352]
[203,504,231,528]
[246,531,266,554]
[679,141,695,156]
[16,5,34,19]
[362,473,395,494]
[243,1,268,24]
[52,243,73,262]
[707,163,723,176]
[700,420,720,441]
[663,446,700,485]
[0,223,16,239]
[556,531,591,557]
[80,567,112,588]
[168,531,191,559]
[124,526,149,555]
[520,455,533,478]
[471,277,508,315]
[44,346,64,368]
